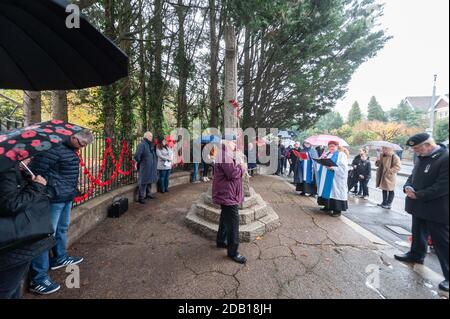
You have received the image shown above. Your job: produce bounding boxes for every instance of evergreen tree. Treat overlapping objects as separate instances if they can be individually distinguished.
[389,100,423,127]
[434,118,449,143]
[367,96,387,122]
[348,101,363,126]
[315,111,344,132]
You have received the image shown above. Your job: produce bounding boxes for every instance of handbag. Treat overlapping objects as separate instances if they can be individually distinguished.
[0,189,54,252]
[108,197,129,218]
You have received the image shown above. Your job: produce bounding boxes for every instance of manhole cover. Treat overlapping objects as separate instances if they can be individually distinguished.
[385,225,412,236]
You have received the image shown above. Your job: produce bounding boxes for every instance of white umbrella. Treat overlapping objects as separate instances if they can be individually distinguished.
[365,141,402,151]
[304,134,349,147]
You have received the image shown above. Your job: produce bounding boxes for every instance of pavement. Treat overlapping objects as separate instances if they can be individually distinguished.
[25,175,447,299]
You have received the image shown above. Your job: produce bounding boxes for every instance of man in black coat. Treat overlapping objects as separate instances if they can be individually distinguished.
[0,163,55,299]
[28,129,93,295]
[394,133,449,292]
[134,132,158,204]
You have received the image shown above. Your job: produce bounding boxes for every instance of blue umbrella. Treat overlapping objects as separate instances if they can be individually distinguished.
[194,135,221,144]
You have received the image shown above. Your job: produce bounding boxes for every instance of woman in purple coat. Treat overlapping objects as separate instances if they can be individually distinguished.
[213,140,247,264]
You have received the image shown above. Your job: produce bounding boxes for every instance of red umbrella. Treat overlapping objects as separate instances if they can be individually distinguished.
[0,120,86,172]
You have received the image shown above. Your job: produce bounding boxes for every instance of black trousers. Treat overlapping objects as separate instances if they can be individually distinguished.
[359,179,369,196]
[217,205,240,257]
[382,190,395,205]
[410,216,449,281]
[289,161,296,176]
[0,262,30,299]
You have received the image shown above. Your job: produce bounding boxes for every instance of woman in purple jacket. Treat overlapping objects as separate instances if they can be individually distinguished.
[213,140,247,264]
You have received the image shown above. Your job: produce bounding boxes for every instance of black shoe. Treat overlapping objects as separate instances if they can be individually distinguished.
[216,243,228,249]
[229,254,247,264]
[330,211,341,217]
[439,280,449,292]
[138,199,146,204]
[320,207,331,212]
[146,194,155,200]
[381,204,392,209]
[377,203,385,207]
[394,253,424,264]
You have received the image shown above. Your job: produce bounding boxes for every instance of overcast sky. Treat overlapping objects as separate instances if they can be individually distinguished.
[335,0,450,119]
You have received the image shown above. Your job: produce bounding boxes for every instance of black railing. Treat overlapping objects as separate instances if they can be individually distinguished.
[0,118,23,132]
[74,133,140,207]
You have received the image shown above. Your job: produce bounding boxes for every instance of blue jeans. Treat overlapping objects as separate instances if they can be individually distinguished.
[158,170,170,192]
[29,201,72,283]
[192,163,199,182]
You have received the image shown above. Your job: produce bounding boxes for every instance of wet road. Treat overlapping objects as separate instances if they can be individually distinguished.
[282,162,444,278]
[344,173,443,277]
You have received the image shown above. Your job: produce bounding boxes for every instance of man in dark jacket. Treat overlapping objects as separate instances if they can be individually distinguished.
[134,132,158,204]
[394,133,449,292]
[28,129,93,295]
[0,163,55,299]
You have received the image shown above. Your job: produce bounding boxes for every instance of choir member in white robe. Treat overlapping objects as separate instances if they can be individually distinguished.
[316,140,349,217]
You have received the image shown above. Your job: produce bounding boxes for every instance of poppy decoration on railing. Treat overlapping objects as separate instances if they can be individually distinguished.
[74,137,136,203]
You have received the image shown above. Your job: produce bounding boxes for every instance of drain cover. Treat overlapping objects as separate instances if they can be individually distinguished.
[385,225,412,236]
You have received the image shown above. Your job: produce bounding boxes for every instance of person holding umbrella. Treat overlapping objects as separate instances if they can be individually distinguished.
[375,146,401,209]
[0,158,56,299]
[316,141,349,217]
[28,127,93,295]
[0,121,87,297]
[394,133,449,292]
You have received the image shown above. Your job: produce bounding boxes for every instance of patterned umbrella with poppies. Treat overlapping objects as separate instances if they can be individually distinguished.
[0,120,85,172]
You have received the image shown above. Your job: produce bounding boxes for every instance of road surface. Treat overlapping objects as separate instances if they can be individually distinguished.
[280,162,444,278]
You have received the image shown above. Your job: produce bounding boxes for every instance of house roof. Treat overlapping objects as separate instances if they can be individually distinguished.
[405,94,449,112]
[405,96,435,112]
[435,97,449,109]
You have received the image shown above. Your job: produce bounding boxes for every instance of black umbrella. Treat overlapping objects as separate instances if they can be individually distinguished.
[0,120,86,172]
[0,0,128,90]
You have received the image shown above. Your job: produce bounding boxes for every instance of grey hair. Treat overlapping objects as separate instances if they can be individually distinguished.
[74,129,94,145]
[420,137,437,147]
[144,131,153,139]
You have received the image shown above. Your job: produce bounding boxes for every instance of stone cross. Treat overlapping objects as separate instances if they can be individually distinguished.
[224,25,251,197]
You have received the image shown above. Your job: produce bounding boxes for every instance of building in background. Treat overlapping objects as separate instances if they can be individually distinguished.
[404,94,449,120]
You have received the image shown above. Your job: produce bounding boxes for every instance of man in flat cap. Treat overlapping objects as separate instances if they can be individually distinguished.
[394,133,449,292]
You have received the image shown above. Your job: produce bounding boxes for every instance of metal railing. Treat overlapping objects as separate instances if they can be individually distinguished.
[74,133,140,207]
[0,118,23,132]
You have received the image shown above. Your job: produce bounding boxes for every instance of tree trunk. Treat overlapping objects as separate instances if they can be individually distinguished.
[51,91,68,121]
[118,0,133,138]
[138,0,148,134]
[208,0,219,128]
[151,0,165,135]
[102,0,116,138]
[176,0,189,129]
[23,91,41,126]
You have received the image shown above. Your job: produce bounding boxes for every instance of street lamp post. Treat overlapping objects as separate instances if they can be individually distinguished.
[428,74,438,137]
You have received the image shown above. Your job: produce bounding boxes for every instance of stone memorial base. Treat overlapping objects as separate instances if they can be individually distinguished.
[186,187,280,242]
